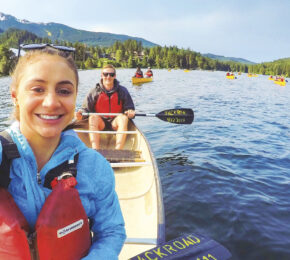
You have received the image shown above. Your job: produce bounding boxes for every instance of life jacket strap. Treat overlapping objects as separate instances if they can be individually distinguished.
[43,154,79,189]
[0,131,20,188]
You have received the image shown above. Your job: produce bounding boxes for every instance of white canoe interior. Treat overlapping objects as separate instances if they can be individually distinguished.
[75,120,165,259]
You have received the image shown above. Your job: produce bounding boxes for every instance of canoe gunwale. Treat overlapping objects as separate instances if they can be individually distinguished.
[134,122,165,245]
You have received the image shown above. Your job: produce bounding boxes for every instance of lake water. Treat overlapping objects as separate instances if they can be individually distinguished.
[1,69,289,260]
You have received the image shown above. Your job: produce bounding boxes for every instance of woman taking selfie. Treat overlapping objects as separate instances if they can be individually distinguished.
[0,44,126,259]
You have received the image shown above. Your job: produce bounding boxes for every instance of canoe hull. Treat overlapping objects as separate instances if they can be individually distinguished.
[132,77,153,84]
[274,80,286,86]
[75,120,165,259]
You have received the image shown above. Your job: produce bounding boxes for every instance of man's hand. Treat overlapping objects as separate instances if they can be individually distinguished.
[75,110,83,120]
[125,110,135,119]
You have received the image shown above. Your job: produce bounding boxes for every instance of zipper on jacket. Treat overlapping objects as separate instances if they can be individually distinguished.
[108,93,111,113]
[37,172,41,184]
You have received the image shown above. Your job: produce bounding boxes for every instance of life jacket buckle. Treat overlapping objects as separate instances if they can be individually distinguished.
[57,172,73,180]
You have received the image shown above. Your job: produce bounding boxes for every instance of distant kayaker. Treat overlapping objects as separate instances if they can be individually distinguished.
[0,46,126,259]
[134,66,144,78]
[145,67,153,78]
[76,64,136,150]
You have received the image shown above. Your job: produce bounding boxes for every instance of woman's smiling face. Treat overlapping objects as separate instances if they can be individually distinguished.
[12,54,77,141]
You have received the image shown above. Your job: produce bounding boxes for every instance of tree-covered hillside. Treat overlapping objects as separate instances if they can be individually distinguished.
[203,53,255,64]
[0,29,289,77]
[0,12,156,48]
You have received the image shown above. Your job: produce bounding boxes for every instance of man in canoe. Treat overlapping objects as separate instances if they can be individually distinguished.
[76,64,135,150]
[134,66,143,78]
[145,67,153,78]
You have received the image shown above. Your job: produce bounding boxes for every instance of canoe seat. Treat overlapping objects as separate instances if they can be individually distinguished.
[97,149,145,163]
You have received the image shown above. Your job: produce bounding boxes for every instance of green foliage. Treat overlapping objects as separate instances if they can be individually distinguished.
[0,28,43,48]
[0,44,16,76]
[0,28,289,77]
[248,58,290,77]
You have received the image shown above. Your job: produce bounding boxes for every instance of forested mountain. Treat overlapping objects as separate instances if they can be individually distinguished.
[248,57,290,75]
[0,28,42,47]
[203,53,255,64]
[0,17,289,78]
[0,12,157,47]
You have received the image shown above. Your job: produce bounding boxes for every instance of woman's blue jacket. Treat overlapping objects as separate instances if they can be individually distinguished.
[0,122,126,259]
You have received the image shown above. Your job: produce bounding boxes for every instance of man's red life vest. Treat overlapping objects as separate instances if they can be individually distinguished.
[145,71,153,77]
[135,72,143,78]
[95,91,123,118]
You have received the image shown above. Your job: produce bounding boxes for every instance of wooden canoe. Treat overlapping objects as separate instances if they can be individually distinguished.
[132,77,153,84]
[75,120,165,259]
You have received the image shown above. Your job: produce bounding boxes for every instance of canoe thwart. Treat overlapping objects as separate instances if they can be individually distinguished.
[111,162,152,168]
[125,237,157,245]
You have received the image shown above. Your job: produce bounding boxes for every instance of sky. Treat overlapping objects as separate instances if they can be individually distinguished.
[1,0,290,63]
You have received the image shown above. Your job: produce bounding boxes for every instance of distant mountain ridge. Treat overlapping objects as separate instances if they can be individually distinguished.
[0,12,157,47]
[203,53,255,64]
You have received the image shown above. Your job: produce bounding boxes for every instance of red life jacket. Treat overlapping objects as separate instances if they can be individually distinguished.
[36,176,91,260]
[0,188,31,260]
[146,71,153,77]
[0,132,91,260]
[95,91,123,118]
[135,72,143,78]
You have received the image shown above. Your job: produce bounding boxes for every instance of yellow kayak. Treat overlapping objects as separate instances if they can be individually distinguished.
[132,77,153,84]
[248,73,258,77]
[274,79,286,86]
[226,75,236,79]
[184,69,190,72]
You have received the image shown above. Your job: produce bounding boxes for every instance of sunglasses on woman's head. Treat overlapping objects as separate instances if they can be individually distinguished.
[18,43,76,58]
[103,72,115,77]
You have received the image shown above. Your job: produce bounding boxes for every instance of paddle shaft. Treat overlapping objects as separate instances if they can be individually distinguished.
[82,112,191,117]
[80,108,194,124]
[82,112,154,117]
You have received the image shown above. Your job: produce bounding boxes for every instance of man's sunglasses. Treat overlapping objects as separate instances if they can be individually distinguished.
[18,43,75,58]
[103,72,115,77]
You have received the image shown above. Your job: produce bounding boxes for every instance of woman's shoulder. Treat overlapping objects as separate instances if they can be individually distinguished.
[77,148,114,188]
[78,147,110,170]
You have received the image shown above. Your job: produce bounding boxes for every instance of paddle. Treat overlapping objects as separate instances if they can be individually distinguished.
[128,233,231,260]
[81,108,194,125]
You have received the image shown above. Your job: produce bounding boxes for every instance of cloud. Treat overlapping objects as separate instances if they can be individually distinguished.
[1,0,290,62]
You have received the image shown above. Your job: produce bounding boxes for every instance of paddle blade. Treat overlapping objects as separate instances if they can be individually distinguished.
[129,233,231,260]
[156,108,194,124]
